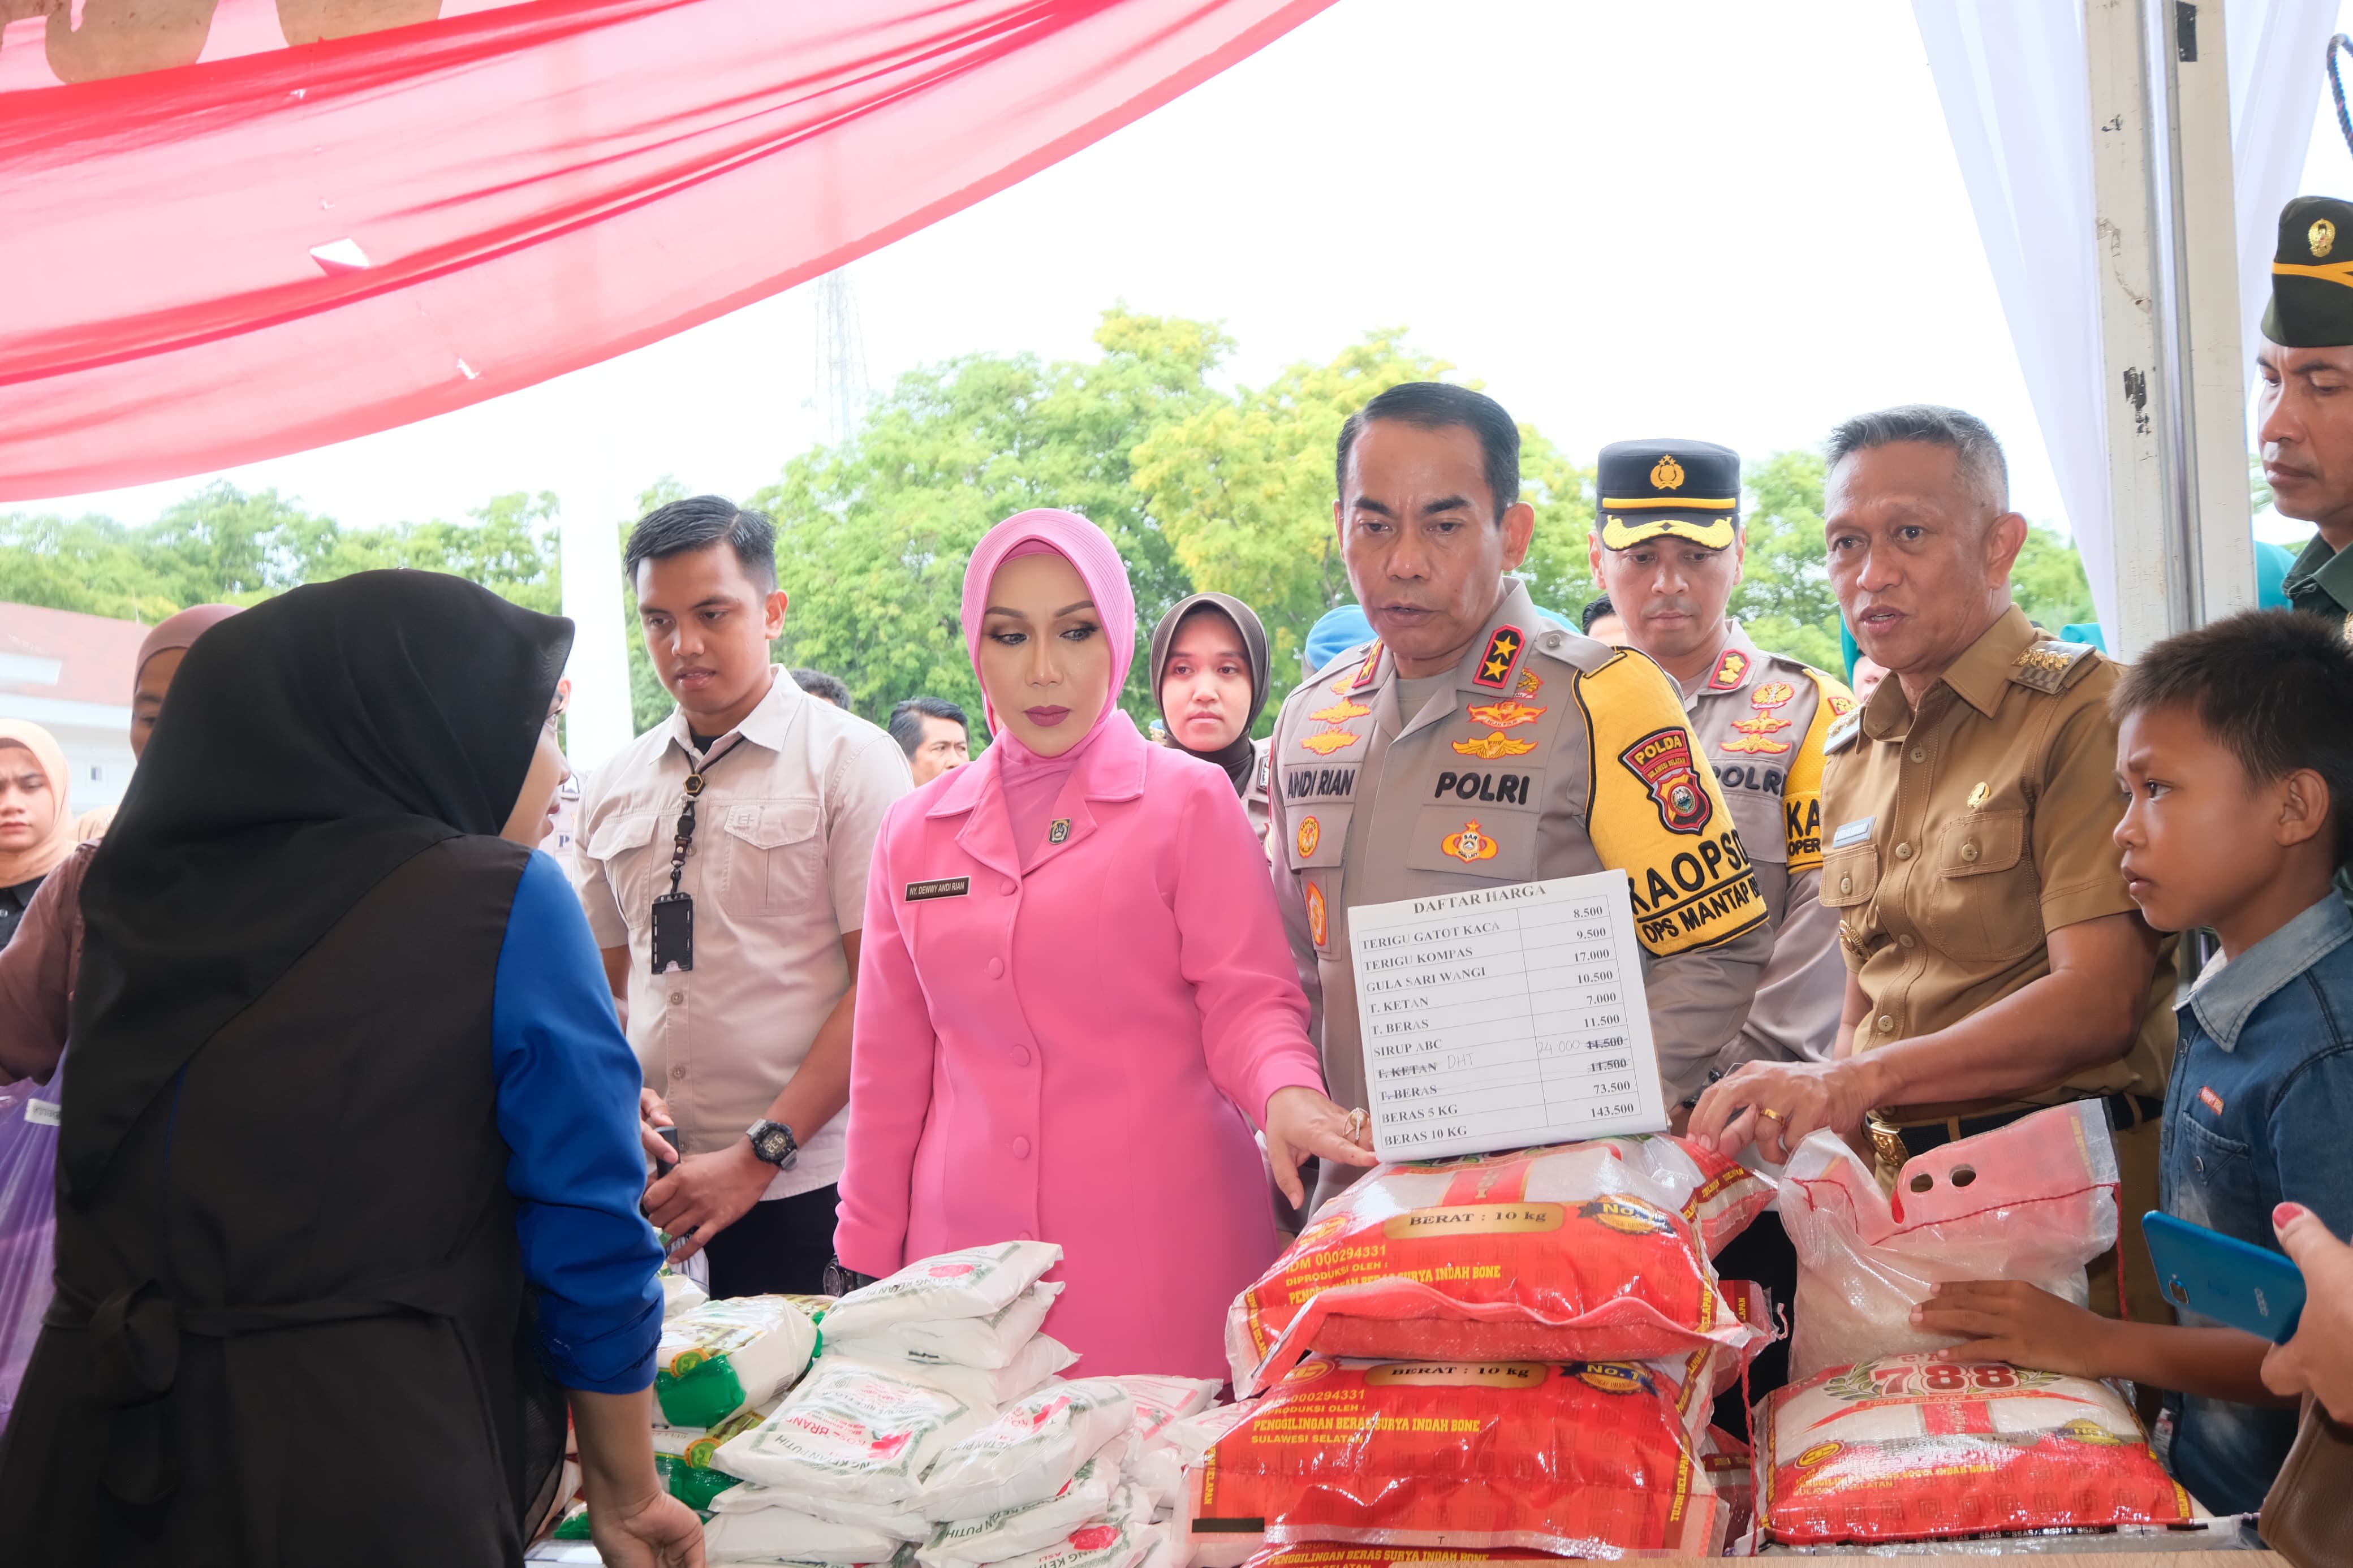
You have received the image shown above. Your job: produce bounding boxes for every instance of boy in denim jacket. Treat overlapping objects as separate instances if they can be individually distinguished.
[1916,609,2353,1515]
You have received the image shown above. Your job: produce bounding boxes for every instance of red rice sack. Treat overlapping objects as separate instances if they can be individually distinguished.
[1187,1359,1727,1560]
[1756,1352,2200,1545]
[1240,1550,1571,1568]
[1226,1137,1772,1393]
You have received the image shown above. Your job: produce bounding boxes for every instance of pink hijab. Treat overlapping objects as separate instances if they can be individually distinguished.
[961,508,1136,765]
[136,603,243,681]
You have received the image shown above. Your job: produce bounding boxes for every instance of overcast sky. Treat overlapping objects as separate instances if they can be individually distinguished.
[25,0,2353,547]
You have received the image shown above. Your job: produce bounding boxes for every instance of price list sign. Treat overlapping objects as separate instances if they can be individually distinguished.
[1349,872,1667,1161]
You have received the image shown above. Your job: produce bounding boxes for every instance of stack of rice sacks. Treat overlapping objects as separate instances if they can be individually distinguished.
[706,1241,1222,1568]
[1193,1135,1780,1561]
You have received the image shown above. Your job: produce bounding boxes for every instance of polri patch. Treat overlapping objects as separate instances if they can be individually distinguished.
[1472,624,1525,688]
[1618,727,1713,835]
[906,877,971,902]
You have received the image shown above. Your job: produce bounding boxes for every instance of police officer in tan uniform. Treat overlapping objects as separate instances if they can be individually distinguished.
[1587,439,1855,1070]
[1692,405,2175,1329]
[1269,386,1773,1209]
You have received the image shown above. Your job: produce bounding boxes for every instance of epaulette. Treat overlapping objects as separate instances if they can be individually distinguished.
[1823,710,1864,754]
[2007,638,2099,695]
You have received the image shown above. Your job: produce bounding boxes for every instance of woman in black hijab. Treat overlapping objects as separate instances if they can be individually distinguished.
[1150,592,1274,838]
[0,572,699,1567]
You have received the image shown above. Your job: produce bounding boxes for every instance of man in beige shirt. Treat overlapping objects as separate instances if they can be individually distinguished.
[1691,406,2174,1327]
[573,497,910,1297]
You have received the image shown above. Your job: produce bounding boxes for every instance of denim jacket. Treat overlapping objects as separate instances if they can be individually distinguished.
[2160,893,2353,1515]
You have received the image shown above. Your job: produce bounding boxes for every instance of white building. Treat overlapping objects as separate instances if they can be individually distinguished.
[0,602,150,816]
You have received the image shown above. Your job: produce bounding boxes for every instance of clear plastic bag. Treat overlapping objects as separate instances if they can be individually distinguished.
[1777,1102,2118,1383]
[0,1070,62,1429]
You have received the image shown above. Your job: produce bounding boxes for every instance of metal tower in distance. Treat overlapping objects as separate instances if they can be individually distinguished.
[814,267,869,447]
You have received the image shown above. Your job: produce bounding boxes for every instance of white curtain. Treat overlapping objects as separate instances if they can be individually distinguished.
[1910,0,2335,638]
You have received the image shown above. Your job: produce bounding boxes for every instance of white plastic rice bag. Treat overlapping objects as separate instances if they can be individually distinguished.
[830,1281,1063,1371]
[702,1505,904,1565]
[829,1332,1076,1410]
[822,1242,1063,1338]
[660,1270,708,1319]
[712,1358,992,1502]
[708,1484,932,1540]
[1113,1375,1219,1441]
[1779,1102,2121,1381]
[919,1379,1135,1521]
[978,1487,1159,1568]
[653,1295,818,1428]
[915,1449,1123,1568]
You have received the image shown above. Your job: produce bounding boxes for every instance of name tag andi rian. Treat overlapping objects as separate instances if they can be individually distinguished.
[904,878,971,902]
[1831,817,1874,850]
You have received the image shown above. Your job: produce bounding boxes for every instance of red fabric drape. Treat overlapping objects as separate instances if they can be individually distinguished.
[0,0,1334,501]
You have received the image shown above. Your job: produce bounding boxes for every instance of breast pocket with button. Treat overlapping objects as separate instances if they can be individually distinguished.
[583,811,661,919]
[1818,841,1879,911]
[1404,804,1538,882]
[1924,807,2039,964]
[718,798,824,913]
[2164,1113,2257,1234]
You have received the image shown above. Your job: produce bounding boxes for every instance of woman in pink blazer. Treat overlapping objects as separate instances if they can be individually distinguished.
[835,509,1372,1379]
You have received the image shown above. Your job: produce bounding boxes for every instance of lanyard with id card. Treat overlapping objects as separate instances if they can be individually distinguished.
[650,738,742,974]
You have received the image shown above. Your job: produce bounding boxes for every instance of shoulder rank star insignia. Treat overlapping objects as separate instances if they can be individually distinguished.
[1308,698,1372,724]
[1516,668,1543,697]
[1465,698,1546,729]
[1348,641,1384,691]
[1299,728,1360,756]
[1472,625,1525,688]
[1441,820,1500,863]
[1749,680,1796,710]
[1295,815,1321,858]
[1453,731,1538,759]
[1706,649,1749,690]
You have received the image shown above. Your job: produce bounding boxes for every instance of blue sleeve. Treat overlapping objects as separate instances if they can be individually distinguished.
[493,850,665,1394]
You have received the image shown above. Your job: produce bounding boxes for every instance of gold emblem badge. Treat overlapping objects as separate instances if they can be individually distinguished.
[1749,680,1796,709]
[1967,780,1990,809]
[1308,698,1372,724]
[1441,820,1500,863]
[1828,694,1856,717]
[1732,715,1790,735]
[1299,728,1360,756]
[1048,818,1071,844]
[1721,732,1791,755]
[1305,882,1328,948]
[1465,698,1546,729]
[1452,731,1538,759]
[1649,454,1685,490]
[1296,815,1321,858]
[2315,218,2338,259]
[1516,668,1543,697]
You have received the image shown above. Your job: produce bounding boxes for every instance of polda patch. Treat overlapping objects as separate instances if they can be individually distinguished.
[1619,727,1713,835]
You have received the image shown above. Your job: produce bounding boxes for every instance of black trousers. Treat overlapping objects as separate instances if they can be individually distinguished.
[703,1183,839,1299]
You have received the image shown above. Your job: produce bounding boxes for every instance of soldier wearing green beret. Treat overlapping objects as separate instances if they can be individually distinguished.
[2260,195,2353,629]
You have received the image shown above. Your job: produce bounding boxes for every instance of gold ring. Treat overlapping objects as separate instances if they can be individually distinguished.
[1344,1108,1368,1141]
[1759,1107,1787,1123]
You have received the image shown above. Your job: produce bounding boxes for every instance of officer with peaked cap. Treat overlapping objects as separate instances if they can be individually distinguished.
[1587,440,1855,1072]
[2260,195,2353,627]
[1265,385,1772,1211]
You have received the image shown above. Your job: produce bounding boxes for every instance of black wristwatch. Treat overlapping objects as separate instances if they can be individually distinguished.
[746,1119,800,1169]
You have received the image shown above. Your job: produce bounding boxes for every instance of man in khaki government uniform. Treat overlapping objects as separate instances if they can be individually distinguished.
[2260,194,2353,628]
[1268,384,1773,1210]
[1691,405,2175,1329]
[1587,438,1855,1070]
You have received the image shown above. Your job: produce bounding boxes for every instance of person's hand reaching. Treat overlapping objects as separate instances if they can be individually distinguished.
[1911,1280,2117,1378]
[2262,1203,2353,1422]
[644,1143,771,1263]
[1264,1086,1377,1210]
[588,1481,705,1567]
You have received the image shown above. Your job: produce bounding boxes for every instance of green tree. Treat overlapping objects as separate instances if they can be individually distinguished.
[622,477,688,735]
[748,308,1231,725]
[1133,329,1596,688]
[1731,450,1842,672]
[2011,523,2095,632]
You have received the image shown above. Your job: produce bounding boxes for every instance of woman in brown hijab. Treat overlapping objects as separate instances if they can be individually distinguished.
[1150,591,1275,839]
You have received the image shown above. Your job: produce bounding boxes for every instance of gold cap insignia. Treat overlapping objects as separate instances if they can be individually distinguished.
[2315,218,2338,259]
[1649,454,1685,490]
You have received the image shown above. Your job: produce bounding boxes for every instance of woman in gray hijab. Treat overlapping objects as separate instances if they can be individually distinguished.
[1150,592,1274,839]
